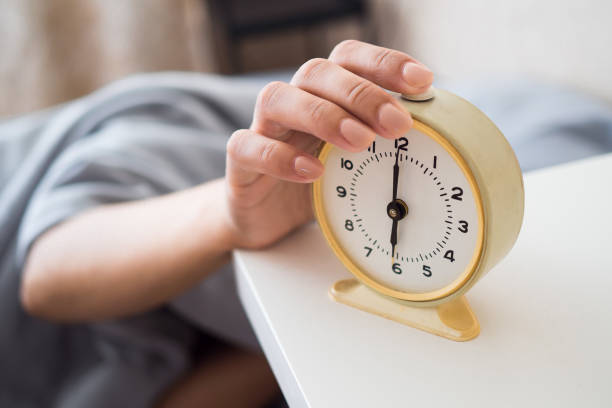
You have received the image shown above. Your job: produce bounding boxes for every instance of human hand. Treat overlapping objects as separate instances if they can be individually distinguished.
[224,40,433,249]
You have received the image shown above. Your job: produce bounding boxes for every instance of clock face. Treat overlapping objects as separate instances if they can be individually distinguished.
[314,121,484,301]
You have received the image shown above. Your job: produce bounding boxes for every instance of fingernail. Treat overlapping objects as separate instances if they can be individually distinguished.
[340,118,376,149]
[294,156,323,178]
[402,62,433,88]
[378,103,413,136]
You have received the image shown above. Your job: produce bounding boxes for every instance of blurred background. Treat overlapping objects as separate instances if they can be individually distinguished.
[0,0,610,118]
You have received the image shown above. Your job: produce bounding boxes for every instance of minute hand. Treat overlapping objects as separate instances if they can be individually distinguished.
[392,149,399,200]
[390,148,400,259]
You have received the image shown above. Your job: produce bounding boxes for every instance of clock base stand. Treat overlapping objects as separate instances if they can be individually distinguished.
[330,279,480,341]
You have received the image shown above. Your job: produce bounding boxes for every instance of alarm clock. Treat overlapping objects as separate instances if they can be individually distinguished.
[312,87,524,341]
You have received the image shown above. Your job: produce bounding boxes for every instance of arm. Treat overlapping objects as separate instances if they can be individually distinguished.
[22,179,233,321]
[21,40,433,322]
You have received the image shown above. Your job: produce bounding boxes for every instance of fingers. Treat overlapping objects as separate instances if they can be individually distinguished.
[329,40,433,95]
[253,81,376,152]
[227,129,324,186]
[291,58,413,139]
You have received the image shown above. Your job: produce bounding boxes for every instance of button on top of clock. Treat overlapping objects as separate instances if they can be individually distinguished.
[401,86,436,102]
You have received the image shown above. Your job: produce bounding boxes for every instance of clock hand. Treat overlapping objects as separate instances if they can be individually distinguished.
[390,218,398,262]
[392,147,400,201]
[390,146,401,262]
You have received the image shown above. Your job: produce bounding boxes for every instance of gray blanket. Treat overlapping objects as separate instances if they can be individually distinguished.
[1,72,611,407]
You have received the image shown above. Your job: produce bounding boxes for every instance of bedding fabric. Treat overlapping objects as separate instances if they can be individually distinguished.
[0,72,611,407]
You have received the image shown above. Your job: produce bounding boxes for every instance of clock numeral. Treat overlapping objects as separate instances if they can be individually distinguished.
[364,246,373,257]
[433,155,437,169]
[367,141,376,153]
[345,219,354,231]
[336,186,347,197]
[392,263,402,274]
[394,137,409,151]
[444,250,455,262]
[340,158,353,170]
[422,265,432,277]
[458,220,468,233]
[451,187,463,201]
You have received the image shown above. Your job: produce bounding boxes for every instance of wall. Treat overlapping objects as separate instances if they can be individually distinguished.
[371,0,612,102]
[0,0,212,118]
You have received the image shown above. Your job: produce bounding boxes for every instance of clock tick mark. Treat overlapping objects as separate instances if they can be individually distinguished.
[445,220,452,224]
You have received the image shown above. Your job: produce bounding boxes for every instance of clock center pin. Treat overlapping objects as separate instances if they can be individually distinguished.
[386,199,409,220]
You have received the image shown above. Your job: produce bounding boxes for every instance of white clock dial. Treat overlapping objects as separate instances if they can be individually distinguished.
[318,122,482,297]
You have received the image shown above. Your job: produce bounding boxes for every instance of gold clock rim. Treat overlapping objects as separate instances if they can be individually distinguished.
[312,120,485,303]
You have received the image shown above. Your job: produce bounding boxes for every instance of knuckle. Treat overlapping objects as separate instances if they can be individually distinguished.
[330,39,359,60]
[226,129,249,159]
[307,99,329,124]
[259,141,278,166]
[293,58,329,85]
[373,48,394,69]
[345,79,374,105]
[256,81,285,112]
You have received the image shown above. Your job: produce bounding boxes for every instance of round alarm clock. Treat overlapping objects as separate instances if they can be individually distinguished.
[312,88,524,341]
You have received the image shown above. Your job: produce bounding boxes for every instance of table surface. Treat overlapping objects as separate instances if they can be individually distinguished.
[234,153,612,408]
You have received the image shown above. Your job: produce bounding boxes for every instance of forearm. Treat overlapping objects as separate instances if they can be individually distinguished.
[21,178,233,322]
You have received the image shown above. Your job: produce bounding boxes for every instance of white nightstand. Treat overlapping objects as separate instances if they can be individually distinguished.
[234,154,612,408]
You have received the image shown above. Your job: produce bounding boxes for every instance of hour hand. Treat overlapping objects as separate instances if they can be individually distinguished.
[390,218,398,260]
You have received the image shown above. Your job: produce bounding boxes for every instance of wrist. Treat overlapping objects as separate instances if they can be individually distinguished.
[191,178,237,256]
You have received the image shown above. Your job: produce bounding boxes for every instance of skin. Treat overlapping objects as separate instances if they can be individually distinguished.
[20,40,433,407]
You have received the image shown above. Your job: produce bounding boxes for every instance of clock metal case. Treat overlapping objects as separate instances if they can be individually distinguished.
[313,89,524,339]
[404,89,525,304]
